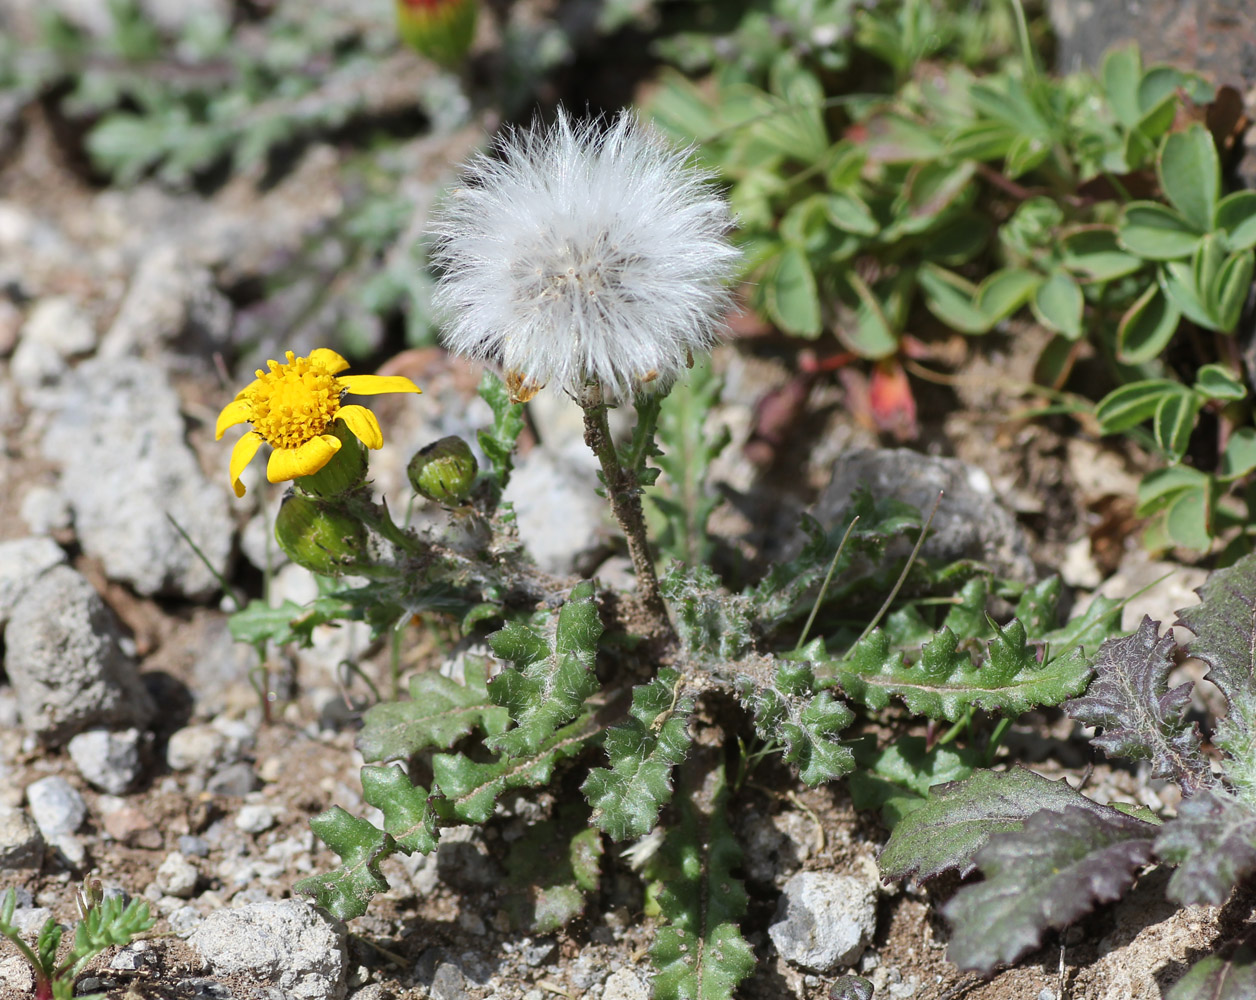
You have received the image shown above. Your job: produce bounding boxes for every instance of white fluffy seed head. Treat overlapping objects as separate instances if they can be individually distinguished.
[428,107,740,402]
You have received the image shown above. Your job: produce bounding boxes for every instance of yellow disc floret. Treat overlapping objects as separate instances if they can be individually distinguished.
[247,352,342,449]
[215,347,422,498]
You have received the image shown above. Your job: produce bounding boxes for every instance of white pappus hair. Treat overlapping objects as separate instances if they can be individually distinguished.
[428,107,740,402]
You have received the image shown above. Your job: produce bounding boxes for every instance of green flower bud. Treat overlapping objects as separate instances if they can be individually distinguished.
[408,435,478,503]
[275,492,369,576]
[396,0,478,67]
[297,421,368,499]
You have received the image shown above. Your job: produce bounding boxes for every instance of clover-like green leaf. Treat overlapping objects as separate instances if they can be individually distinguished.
[1118,201,1201,260]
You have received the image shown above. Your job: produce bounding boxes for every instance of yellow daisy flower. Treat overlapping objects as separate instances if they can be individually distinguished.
[216,348,421,497]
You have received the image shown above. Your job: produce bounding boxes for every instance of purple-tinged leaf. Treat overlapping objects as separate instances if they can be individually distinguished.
[1176,553,1256,711]
[943,805,1156,973]
[1064,617,1208,790]
[1175,553,1256,793]
[879,766,1111,883]
[1166,939,1256,1000]
[1156,788,1256,905]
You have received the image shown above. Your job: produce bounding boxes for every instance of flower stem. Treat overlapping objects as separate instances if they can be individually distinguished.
[578,382,670,634]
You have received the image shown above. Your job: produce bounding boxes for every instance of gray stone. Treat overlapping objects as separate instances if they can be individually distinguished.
[68,728,144,794]
[8,905,53,937]
[189,899,348,1000]
[38,357,233,599]
[769,871,878,973]
[0,807,44,868]
[0,536,66,628]
[109,940,153,971]
[99,244,232,364]
[5,566,156,746]
[813,449,1036,581]
[430,962,467,1000]
[167,724,229,772]
[11,296,96,387]
[50,834,88,870]
[207,762,260,798]
[602,968,648,1000]
[25,776,86,839]
[156,851,200,898]
[179,835,211,858]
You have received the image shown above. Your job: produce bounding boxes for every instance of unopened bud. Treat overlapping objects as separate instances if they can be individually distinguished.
[297,422,368,499]
[408,435,478,503]
[275,493,369,576]
[396,0,478,67]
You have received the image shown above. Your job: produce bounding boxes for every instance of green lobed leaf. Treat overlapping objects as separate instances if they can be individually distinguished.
[1156,789,1256,905]
[1064,617,1207,787]
[747,658,855,786]
[765,245,822,338]
[647,761,755,1000]
[431,712,598,824]
[486,581,602,758]
[663,563,756,664]
[360,764,440,855]
[1158,124,1220,233]
[943,805,1156,973]
[294,807,397,920]
[476,371,526,494]
[879,766,1117,882]
[357,657,510,762]
[1167,940,1256,1000]
[830,619,1092,723]
[582,668,695,841]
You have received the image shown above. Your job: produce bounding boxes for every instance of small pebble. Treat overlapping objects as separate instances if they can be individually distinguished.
[0,807,44,868]
[25,775,86,838]
[156,851,199,898]
[207,762,259,797]
[166,724,228,772]
[235,804,277,834]
[179,834,211,858]
[68,728,143,794]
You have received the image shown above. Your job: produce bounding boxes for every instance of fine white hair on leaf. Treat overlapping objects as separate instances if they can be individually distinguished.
[428,107,740,402]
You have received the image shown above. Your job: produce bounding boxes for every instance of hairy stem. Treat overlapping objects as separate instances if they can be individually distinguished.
[578,381,671,635]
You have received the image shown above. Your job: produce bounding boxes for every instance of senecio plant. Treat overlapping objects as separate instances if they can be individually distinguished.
[218,107,1239,995]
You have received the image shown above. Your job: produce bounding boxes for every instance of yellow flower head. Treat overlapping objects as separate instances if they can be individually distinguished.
[216,348,421,497]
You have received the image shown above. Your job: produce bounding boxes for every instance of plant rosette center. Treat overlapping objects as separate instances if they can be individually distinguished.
[216,348,421,497]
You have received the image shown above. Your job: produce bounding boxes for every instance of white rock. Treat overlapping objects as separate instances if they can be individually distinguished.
[68,728,144,794]
[0,807,44,868]
[769,870,879,973]
[25,775,86,838]
[235,804,277,834]
[0,536,66,628]
[602,968,649,1000]
[18,486,73,536]
[156,851,199,898]
[189,899,347,1000]
[166,724,228,772]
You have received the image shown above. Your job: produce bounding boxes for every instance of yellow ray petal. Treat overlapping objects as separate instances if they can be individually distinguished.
[216,398,253,440]
[338,374,422,396]
[336,404,383,450]
[309,348,350,375]
[267,434,342,484]
[228,432,264,497]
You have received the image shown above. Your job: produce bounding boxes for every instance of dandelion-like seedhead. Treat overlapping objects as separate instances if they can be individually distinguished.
[429,108,739,402]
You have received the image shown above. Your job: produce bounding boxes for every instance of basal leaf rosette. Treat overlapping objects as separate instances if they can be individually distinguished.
[216,348,421,497]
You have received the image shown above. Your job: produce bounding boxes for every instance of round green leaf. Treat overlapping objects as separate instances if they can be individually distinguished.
[1059,227,1144,282]
[1214,191,1256,252]
[1158,124,1220,233]
[1118,202,1202,261]
[1163,482,1213,551]
[1221,428,1256,479]
[1101,45,1142,128]
[1193,363,1247,402]
[1116,282,1181,363]
[918,264,990,335]
[1030,270,1084,340]
[765,246,822,338]
[826,192,879,237]
[974,268,1041,324]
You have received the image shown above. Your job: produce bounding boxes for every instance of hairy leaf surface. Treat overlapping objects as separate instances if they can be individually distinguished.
[943,805,1156,973]
[648,761,755,1000]
[582,668,694,841]
[1065,617,1207,788]
[432,712,598,824]
[477,371,526,494]
[664,564,756,663]
[747,658,855,786]
[358,657,509,762]
[486,580,602,758]
[832,619,1092,721]
[879,766,1112,882]
[1156,788,1256,905]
